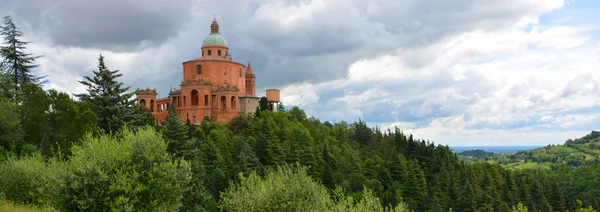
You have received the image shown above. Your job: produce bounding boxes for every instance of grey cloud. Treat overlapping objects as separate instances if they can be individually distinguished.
[4,0,553,89]
[6,0,194,51]
[226,0,556,88]
[1,0,567,130]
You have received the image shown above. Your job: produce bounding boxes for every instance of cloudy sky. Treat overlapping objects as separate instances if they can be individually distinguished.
[2,0,599,146]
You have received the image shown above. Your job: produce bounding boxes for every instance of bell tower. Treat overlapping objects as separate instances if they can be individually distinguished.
[245,62,256,96]
[210,16,219,34]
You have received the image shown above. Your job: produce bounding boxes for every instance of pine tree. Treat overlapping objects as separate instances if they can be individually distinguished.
[547,181,567,212]
[456,171,477,212]
[76,54,140,134]
[233,136,262,177]
[0,16,43,94]
[163,104,189,157]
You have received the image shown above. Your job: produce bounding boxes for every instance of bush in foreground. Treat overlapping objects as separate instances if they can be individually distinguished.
[0,126,192,211]
[54,126,192,211]
[220,164,410,212]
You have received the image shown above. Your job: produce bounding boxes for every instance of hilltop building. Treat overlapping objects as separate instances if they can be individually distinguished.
[136,18,279,124]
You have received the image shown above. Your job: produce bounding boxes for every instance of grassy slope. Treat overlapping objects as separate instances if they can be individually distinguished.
[495,131,600,169]
[0,199,56,212]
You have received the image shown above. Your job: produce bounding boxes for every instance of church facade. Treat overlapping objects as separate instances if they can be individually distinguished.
[136,18,264,124]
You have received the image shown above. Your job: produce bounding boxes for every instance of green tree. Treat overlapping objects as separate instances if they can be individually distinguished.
[227,113,253,135]
[0,96,23,152]
[258,96,268,111]
[288,106,307,121]
[37,90,97,156]
[180,138,216,212]
[163,104,189,158]
[76,54,141,134]
[16,84,96,157]
[233,136,262,177]
[0,68,17,99]
[0,16,42,94]
[18,83,49,151]
[512,202,529,212]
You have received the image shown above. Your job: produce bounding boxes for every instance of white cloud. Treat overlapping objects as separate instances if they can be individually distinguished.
[281,16,600,146]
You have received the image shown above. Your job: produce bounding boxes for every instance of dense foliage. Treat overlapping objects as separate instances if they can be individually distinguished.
[0,127,192,211]
[220,164,409,212]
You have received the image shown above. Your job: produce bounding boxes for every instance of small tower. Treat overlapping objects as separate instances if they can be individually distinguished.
[245,62,256,96]
[210,16,219,34]
[266,89,280,111]
[136,88,158,113]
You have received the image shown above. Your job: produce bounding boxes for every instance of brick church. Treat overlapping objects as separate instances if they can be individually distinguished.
[136,18,278,124]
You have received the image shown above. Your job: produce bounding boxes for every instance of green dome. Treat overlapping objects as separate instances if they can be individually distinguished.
[202,33,228,47]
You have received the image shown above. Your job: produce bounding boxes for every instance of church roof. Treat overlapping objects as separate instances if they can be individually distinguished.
[202,18,228,48]
[202,33,228,47]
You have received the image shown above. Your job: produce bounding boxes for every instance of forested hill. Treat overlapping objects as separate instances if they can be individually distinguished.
[497,131,600,167]
[458,149,498,159]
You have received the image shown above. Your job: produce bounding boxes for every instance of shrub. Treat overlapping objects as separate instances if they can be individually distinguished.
[0,153,60,206]
[54,126,192,211]
[220,164,411,212]
[220,164,333,211]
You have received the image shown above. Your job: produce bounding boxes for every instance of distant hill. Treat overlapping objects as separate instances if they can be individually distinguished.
[458,149,497,159]
[495,131,600,168]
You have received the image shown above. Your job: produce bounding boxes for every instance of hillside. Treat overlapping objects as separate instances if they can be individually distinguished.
[495,131,600,168]
[458,149,498,160]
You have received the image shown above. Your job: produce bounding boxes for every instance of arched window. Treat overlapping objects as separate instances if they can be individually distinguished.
[218,50,222,56]
[140,99,146,107]
[221,96,226,110]
[239,68,242,77]
[196,65,202,75]
[191,90,199,106]
[150,100,155,112]
[208,50,212,55]
[202,51,204,57]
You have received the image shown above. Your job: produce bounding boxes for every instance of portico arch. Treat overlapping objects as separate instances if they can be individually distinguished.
[191,89,199,106]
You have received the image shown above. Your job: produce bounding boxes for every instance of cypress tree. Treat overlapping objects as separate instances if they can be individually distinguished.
[0,16,43,95]
[76,54,141,134]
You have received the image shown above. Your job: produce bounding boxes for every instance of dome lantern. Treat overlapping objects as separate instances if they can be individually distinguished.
[202,17,228,48]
